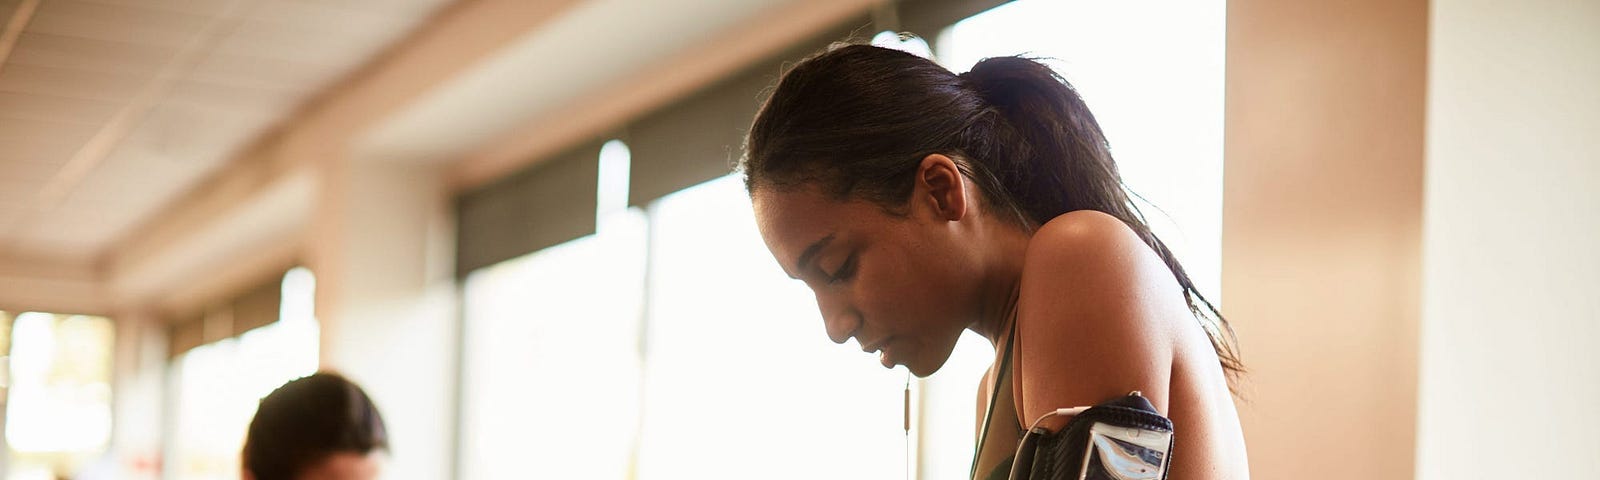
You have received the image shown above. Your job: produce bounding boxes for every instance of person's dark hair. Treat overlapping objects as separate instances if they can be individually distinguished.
[243,372,388,480]
[741,43,1243,379]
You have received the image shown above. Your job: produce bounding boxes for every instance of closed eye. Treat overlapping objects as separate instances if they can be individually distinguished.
[826,253,858,284]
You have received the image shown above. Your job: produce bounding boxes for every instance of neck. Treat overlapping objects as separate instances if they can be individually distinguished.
[970,221,1031,348]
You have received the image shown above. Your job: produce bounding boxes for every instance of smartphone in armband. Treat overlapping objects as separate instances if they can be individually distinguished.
[1010,392,1175,480]
[1080,422,1173,480]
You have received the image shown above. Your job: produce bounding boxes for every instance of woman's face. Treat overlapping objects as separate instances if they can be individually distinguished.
[752,182,986,377]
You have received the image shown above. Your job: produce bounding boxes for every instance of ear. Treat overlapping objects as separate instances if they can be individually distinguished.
[914,154,968,222]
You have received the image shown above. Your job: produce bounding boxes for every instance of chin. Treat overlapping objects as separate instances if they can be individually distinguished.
[907,363,939,377]
[904,333,963,377]
[904,351,953,378]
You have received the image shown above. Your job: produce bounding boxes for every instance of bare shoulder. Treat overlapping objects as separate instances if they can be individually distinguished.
[1020,210,1185,325]
[1014,210,1190,425]
[1023,210,1152,268]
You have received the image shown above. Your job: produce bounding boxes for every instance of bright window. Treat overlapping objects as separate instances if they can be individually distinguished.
[3,312,114,480]
[167,268,321,480]
[634,175,906,479]
[457,212,648,479]
[458,139,649,479]
[459,149,906,479]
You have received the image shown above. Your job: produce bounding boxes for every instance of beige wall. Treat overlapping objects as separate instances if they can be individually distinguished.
[1223,1,1427,478]
[1417,0,1600,478]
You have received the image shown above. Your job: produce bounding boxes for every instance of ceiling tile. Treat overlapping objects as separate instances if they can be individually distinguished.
[126,102,271,157]
[213,17,359,67]
[54,160,173,207]
[73,0,233,17]
[59,158,192,209]
[29,0,212,49]
[186,52,343,92]
[0,202,27,223]
[0,91,121,126]
[252,0,414,37]
[165,78,295,116]
[0,62,149,102]
[0,158,59,182]
[0,118,96,163]
[291,0,446,20]
[0,176,42,208]
[7,32,177,77]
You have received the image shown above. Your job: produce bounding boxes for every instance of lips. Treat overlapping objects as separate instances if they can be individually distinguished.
[859,336,890,354]
[861,337,897,368]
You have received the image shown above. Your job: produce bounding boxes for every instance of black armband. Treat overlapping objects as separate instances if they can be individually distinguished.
[1010,392,1174,480]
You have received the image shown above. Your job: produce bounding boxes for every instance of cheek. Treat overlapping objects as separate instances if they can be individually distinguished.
[859,241,979,375]
[854,244,972,335]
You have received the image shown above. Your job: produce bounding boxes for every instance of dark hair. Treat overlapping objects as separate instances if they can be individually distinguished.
[741,43,1242,379]
[243,372,389,480]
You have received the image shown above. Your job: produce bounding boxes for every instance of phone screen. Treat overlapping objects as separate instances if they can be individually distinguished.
[1078,422,1173,480]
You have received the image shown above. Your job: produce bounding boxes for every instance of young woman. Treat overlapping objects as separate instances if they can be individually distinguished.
[741,44,1250,479]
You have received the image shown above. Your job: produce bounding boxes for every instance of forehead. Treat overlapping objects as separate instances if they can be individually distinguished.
[297,452,382,480]
[751,187,881,271]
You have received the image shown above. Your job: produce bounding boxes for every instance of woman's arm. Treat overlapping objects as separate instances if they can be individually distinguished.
[1013,210,1190,431]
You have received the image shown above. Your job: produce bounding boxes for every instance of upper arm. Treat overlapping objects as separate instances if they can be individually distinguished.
[1013,211,1186,430]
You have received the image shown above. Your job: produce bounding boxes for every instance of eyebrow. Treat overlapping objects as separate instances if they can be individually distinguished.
[789,233,836,280]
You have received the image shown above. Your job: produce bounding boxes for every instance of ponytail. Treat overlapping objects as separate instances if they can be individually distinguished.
[743,44,1242,380]
[959,56,1243,379]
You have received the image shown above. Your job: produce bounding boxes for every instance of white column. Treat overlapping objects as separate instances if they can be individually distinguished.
[1418,1,1600,477]
[310,157,459,480]
[109,310,166,480]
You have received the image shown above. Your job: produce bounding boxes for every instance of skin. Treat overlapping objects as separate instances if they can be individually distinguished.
[753,154,1250,479]
[242,452,383,480]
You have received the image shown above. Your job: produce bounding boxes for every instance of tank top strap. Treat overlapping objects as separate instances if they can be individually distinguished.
[971,321,1024,480]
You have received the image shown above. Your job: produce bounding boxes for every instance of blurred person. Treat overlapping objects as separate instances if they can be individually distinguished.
[243,372,388,480]
[742,44,1249,479]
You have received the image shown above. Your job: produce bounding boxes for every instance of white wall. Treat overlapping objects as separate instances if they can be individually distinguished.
[1418,0,1600,478]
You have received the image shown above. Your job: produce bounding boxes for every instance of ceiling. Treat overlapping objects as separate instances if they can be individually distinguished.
[0,0,835,294]
[0,0,455,260]
[356,0,791,164]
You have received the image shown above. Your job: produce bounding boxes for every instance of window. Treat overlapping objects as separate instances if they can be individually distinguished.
[459,145,906,479]
[166,268,320,480]
[457,212,648,478]
[3,312,114,480]
[634,176,906,479]
[458,140,649,479]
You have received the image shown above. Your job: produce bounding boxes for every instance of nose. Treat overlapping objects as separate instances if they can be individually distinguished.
[815,292,858,344]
